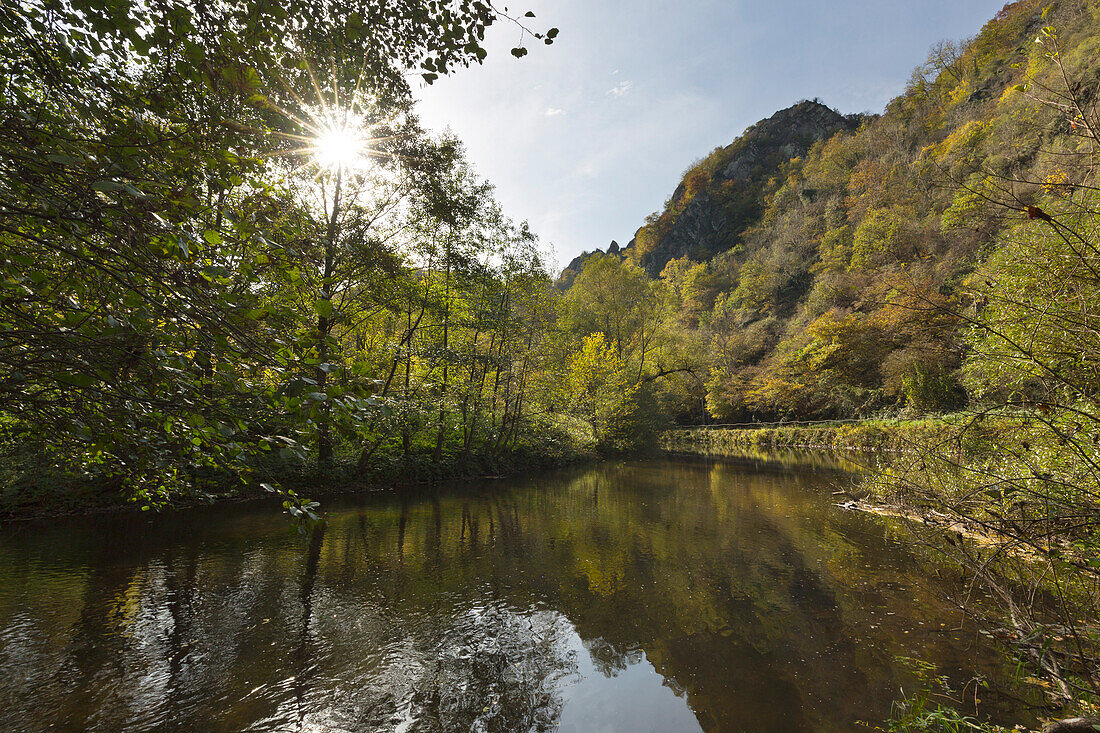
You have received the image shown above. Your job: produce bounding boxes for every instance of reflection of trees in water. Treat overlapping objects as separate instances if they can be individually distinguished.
[582,637,641,677]
[292,522,326,729]
[0,459,1029,731]
[342,460,1018,730]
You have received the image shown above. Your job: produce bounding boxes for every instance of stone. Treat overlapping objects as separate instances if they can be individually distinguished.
[1043,718,1100,733]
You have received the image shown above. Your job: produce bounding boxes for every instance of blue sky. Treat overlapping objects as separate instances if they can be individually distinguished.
[414,0,1008,270]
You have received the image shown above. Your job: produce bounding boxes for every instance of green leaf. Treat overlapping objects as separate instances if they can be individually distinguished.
[203,230,222,246]
[313,299,333,317]
[510,47,528,58]
[54,371,95,388]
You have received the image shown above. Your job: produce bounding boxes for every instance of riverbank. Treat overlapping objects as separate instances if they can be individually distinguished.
[0,444,597,522]
[659,416,1002,455]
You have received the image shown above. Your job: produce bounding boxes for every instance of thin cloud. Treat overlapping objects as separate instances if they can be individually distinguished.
[606,80,633,98]
[544,107,567,116]
[571,159,600,179]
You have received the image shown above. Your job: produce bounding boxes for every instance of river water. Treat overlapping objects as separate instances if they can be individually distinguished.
[0,455,1036,732]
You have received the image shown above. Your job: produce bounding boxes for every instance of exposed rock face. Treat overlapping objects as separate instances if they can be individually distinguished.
[721,102,856,181]
[555,100,863,285]
[644,190,725,275]
[634,100,862,277]
[555,241,625,290]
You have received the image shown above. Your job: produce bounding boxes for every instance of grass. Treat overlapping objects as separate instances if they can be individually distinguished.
[660,414,1012,456]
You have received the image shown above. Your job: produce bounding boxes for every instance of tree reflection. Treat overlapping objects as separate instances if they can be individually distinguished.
[293,522,326,729]
[0,458,1038,731]
[581,637,639,677]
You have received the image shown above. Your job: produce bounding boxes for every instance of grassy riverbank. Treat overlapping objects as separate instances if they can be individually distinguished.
[659,416,998,455]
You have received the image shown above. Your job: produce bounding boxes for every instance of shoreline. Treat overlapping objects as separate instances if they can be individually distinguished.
[659,420,958,454]
[0,450,597,524]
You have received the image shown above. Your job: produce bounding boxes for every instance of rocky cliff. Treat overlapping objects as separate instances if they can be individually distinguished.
[556,240,624,289]
[631,100,864,276]
[560,100,864,284]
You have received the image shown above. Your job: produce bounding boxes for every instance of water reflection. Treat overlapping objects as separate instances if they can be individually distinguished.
[665,443,873,473]
[0,457,1033,731]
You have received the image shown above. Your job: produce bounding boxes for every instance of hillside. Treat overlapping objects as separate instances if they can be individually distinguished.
[557,100,862,287]
[627,100,864,277]
[562,0,1100,422]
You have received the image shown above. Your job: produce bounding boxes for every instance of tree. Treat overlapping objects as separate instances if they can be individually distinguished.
[561,254,655,359]
[0,0,556,501]
[564,334,638,450]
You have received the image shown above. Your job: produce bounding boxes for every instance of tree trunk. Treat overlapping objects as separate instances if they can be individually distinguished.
[317,168,342,463]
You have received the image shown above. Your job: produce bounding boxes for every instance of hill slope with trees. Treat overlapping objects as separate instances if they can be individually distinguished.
[562,0,1100,426]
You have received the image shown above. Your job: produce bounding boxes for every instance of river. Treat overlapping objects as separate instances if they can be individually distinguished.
[0,455,1037,731]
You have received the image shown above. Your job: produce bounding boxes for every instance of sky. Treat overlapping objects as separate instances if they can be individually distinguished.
[414,0,1008,271]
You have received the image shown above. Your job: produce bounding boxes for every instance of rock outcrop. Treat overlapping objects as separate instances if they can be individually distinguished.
[555,240,624,290]
[557,100,864,286]
[631,100,863,277]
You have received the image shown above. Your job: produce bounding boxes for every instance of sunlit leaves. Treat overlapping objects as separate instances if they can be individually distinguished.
[0,0,569,507]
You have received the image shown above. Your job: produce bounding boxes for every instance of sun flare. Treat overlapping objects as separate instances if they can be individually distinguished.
[313,123,366,171]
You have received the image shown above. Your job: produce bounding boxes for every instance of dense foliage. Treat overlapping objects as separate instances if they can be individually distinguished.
[0,0,657,512]
[8,0,1100,512]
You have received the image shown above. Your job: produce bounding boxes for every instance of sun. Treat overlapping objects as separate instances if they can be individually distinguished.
[313,122,366,172]
[241,76,396,175]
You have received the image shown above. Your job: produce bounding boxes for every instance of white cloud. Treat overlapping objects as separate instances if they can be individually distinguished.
[606,80,633,98]
[544,107,567,116]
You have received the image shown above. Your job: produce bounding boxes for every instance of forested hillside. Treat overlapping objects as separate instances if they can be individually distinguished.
[562,0,1100,424]
[573,3,1100,706]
